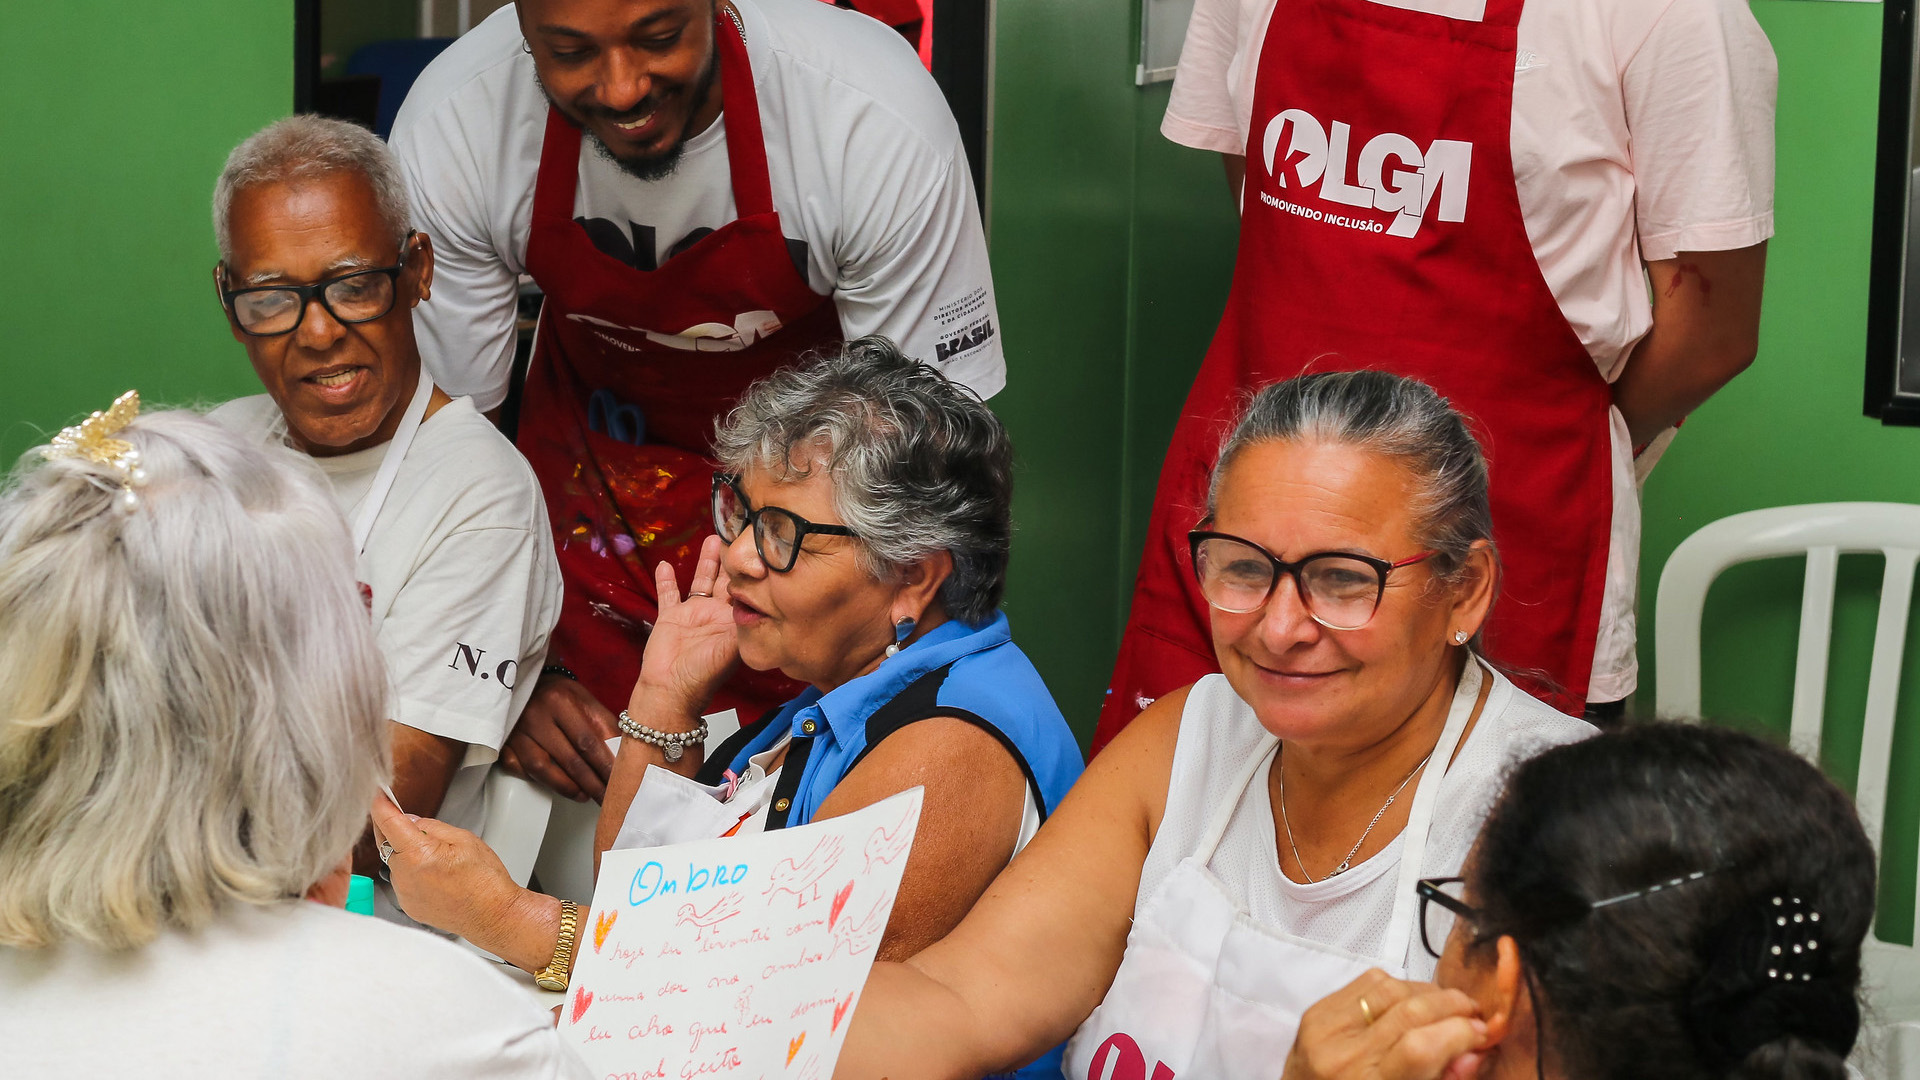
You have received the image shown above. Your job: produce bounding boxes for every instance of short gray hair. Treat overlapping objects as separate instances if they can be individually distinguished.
[1210,370,1495,582]
[0,409,389,949]
[212,115,411,262]
[714,337,1014,626]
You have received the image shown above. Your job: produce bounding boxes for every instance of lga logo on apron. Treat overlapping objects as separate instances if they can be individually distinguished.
[1258,109,1473,238]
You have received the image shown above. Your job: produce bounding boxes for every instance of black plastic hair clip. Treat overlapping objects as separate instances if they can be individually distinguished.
[1761,895,1823,982]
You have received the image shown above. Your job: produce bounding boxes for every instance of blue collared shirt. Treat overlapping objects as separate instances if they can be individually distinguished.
[721,610,1083,829]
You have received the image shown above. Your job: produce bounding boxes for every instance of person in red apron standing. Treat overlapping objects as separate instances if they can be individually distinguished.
[1095,0,1776,749]
[392,0,1003,802]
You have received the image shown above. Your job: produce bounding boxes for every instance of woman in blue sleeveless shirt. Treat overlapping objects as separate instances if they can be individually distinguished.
[378,339,1082,1075]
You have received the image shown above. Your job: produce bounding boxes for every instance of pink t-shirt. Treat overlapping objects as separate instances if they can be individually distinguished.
[1160,0,1777,699]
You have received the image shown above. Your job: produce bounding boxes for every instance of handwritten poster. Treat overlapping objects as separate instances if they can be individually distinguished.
[562,788,923,1080]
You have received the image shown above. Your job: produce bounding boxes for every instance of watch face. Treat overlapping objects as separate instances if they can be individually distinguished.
[536,973,568,992]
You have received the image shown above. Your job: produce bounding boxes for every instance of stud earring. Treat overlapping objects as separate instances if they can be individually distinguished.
[884,616,917,659]
[1453,630,1469,644]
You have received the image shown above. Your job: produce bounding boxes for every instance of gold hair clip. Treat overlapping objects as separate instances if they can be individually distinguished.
[41,390,147,512]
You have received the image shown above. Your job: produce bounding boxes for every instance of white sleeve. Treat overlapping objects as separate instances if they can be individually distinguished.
[1620,0,1778,261]
[392,103,526,413]
[379,524,558,753]
[831,143,1006,400]
[1162,0,1257,154]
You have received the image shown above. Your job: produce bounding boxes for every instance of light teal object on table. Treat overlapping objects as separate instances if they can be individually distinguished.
[345,875,376,916]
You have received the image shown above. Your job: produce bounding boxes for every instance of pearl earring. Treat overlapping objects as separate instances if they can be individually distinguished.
[884,616,917,659]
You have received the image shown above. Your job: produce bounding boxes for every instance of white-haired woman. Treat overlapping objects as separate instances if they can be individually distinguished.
[0,401,586,1080]
[373,338,1084,1078]
[831,369,1595,1078]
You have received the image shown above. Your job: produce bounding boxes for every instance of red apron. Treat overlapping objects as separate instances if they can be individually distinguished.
[1094,0,1612,750]
[519,8,838,718]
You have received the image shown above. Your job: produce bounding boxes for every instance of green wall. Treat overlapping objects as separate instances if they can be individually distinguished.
[1639,0,1920,944]
[986,10,1240,742]
[0,2,290,462]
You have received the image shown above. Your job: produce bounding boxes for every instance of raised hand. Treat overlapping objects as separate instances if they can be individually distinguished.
[628,534,740,727]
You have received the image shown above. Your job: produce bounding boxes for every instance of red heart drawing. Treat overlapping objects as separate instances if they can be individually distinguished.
[828,880,855,931]
[593,909,618,953]
[570,985,593,1024]
[832,991,855,1033]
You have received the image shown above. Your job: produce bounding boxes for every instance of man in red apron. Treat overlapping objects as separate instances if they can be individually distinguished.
[392,0,1002,800]
[1094,0,1776,750]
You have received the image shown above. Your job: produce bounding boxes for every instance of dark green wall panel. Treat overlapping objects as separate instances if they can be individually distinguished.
[987,11,1239,743]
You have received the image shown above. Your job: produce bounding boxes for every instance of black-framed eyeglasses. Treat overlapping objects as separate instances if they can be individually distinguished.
[220,232,414,336]
[711,472,854,573]
[1417,866,1725,960]
[1189,530,1438,631]
[1417,877,1478,960]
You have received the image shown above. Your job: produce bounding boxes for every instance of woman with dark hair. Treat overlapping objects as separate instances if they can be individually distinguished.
[1280,722,1874,1080]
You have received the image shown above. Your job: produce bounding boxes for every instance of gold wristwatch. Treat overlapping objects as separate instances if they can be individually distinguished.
[534,900,580,991]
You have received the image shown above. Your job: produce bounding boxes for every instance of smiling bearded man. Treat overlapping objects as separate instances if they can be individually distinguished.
[207,116,563,929]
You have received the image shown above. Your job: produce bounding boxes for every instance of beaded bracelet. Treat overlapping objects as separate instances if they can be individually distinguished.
[617,710,708,763]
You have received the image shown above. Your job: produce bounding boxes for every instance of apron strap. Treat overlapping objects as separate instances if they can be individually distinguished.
[714,3,776,219]
[1378,655,1485,965]
[350,372,436,556]
[1196,728,1281,865]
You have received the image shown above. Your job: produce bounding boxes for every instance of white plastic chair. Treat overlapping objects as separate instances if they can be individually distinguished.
[1654,502,1920,1075]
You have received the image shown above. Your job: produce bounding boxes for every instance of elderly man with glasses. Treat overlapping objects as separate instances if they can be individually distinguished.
[208,115,562,926]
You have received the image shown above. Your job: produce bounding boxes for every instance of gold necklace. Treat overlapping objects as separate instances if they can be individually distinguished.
[1277,745,1434,883]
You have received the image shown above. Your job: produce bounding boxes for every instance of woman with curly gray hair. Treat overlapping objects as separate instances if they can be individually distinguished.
[0,400,585,1079]
[375,339,1082,1077]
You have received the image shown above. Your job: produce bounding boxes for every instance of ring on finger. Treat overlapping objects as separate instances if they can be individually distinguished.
[378,839,396,865]
[688,591,713,598]
[1359,996,1376,1026]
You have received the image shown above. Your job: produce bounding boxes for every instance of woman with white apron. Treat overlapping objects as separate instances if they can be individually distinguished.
[832,371,1592,1080]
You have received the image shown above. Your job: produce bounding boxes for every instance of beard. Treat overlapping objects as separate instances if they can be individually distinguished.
[536,52,719,184]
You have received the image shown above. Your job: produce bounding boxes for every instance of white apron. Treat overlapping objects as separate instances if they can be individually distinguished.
[1062,660,1484,1080]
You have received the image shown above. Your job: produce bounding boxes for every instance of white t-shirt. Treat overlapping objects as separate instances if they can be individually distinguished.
[0,901,590,1080]
[392,0,1004,413]
[1161,0,1777,700]
[211,395,563,841]
[1138,662,1593,977]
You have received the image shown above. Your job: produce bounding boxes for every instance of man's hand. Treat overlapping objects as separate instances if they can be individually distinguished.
[1283,969,1488,1080]
[501,671,621,802]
